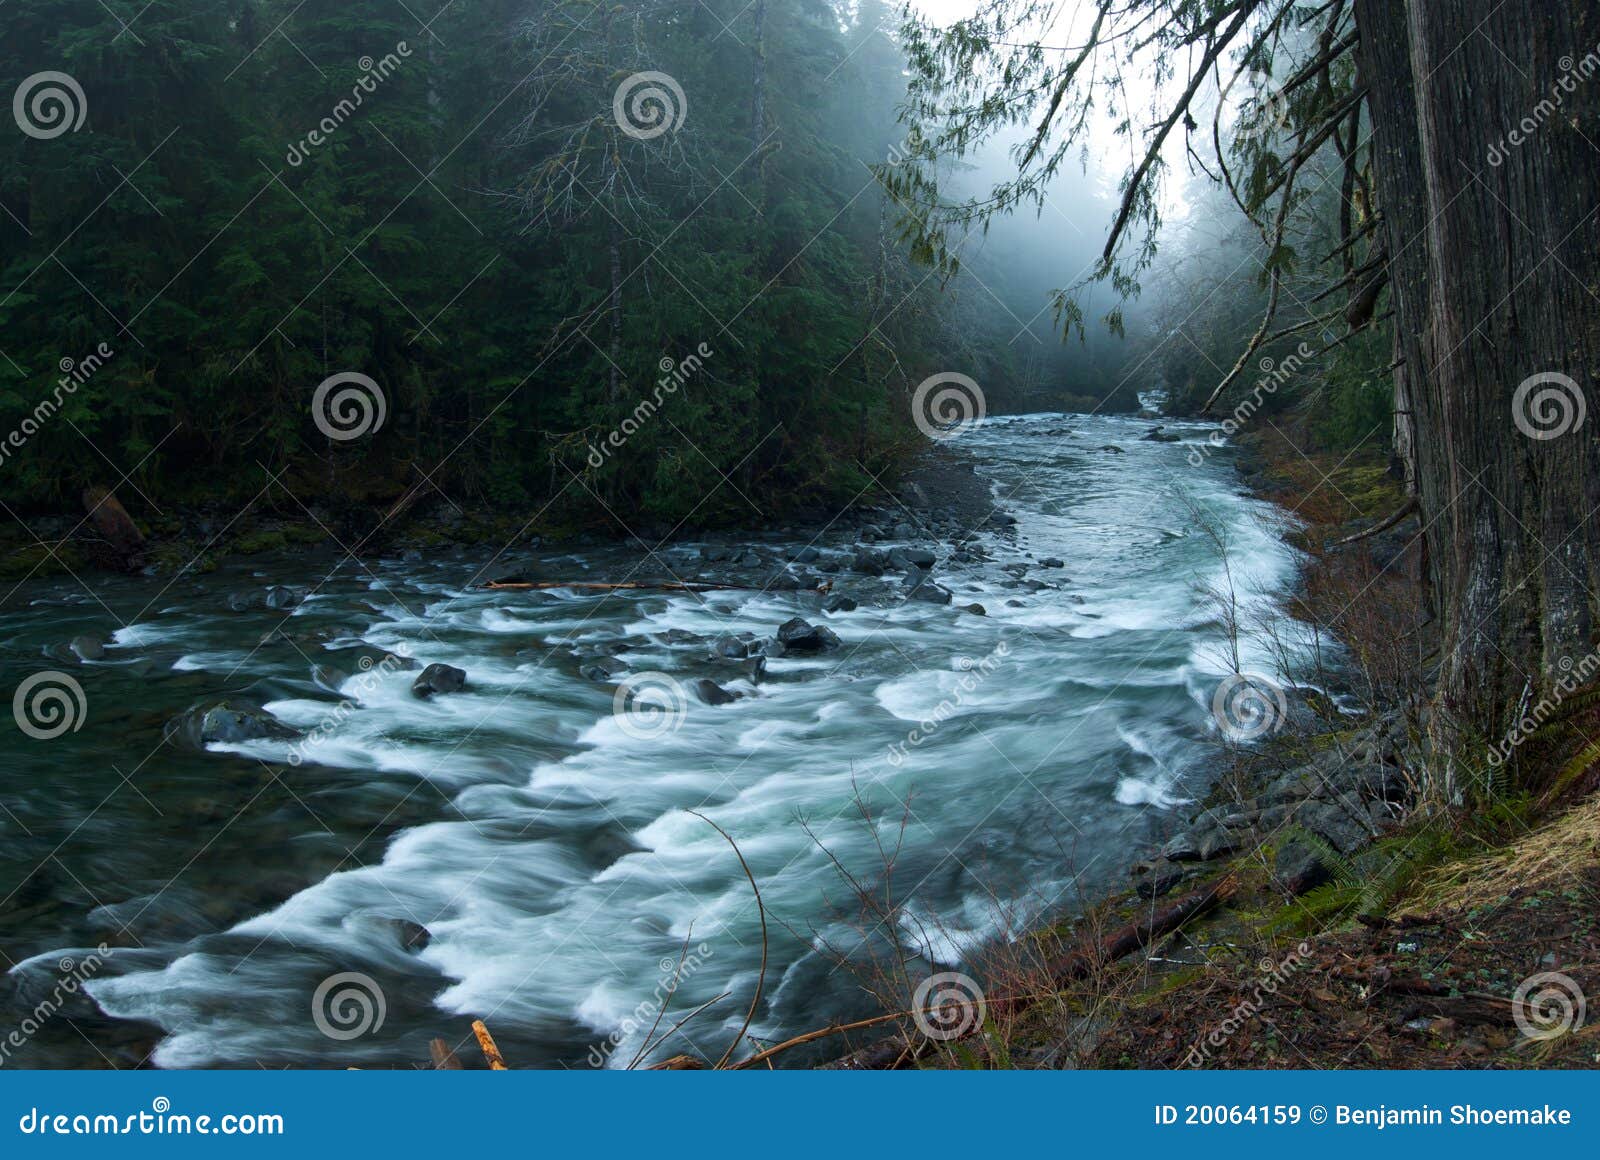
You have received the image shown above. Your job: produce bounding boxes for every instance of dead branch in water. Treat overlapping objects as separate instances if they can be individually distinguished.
[689,811,770,1069]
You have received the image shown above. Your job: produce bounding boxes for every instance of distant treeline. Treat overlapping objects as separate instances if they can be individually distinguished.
[0,1,1138,529]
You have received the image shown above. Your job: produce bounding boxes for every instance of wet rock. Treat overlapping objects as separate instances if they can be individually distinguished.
[736,550,761,568]
[888,546,937,570]
[745,657,768,684]
[1275,840,1332,895]
[822,593,858,613]
[664,629,704,646]
[701,545,731,562]
[167,701,300,748]
[693,678,739,706]
[311,664,347,694]
[712,634,759,660]
[988,512,1018,528]
[1161,826,1234,862]
[380,651,419,672]
[412,663,467,698]
[1039,557,1065,569]
[893,522,916,538]
[963,603,987,616]
[1005,599,1025,608]
[776,618,841,652]
[69,634,107,661]
[791,547,820,563]
[1299,800,1373,855]
[1136,863,1188,899]
[390,919,431,952]
[1142,426,1182,443]
[1100,445,1124,454]
[904,574,953,605]
[579,656,629,682]
[851,548,886,576]
[265,585,309,611]
[226,590,265,612]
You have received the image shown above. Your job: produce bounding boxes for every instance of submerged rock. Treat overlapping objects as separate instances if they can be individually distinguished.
[578,656,629,682]
[822,593,858,613]
[69,633,107,661]
[412,663,467,698]
[693,678,739,706]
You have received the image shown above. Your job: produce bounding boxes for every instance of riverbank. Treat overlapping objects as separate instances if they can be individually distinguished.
[826,421,1599,1069]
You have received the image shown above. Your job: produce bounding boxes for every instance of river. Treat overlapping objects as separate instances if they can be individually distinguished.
[0,410,1308,1068]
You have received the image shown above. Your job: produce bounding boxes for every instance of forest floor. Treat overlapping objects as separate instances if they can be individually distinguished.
[831,417,1600,1071]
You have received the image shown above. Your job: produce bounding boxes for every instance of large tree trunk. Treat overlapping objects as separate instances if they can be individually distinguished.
[1356,0,1600,755]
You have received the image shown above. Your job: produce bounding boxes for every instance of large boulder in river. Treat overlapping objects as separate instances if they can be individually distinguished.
[412,663,467,699]
[776,618,841,653]
[167,701,299,749]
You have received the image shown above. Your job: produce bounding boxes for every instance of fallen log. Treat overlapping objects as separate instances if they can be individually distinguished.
[821,875,1238,1070]
[479,579,830,594]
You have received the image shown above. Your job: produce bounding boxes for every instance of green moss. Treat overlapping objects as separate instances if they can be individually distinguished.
[231,529,288,554]
[0,542,85,581]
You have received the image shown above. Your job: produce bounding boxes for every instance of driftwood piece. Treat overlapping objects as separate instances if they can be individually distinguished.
[429,1038,462,1070]
[646,1054,706,1070]
[822,876,1237,1070]
[471,1019,507,1070]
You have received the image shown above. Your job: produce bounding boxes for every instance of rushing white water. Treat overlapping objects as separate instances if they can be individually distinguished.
[5,411,1313,1067]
